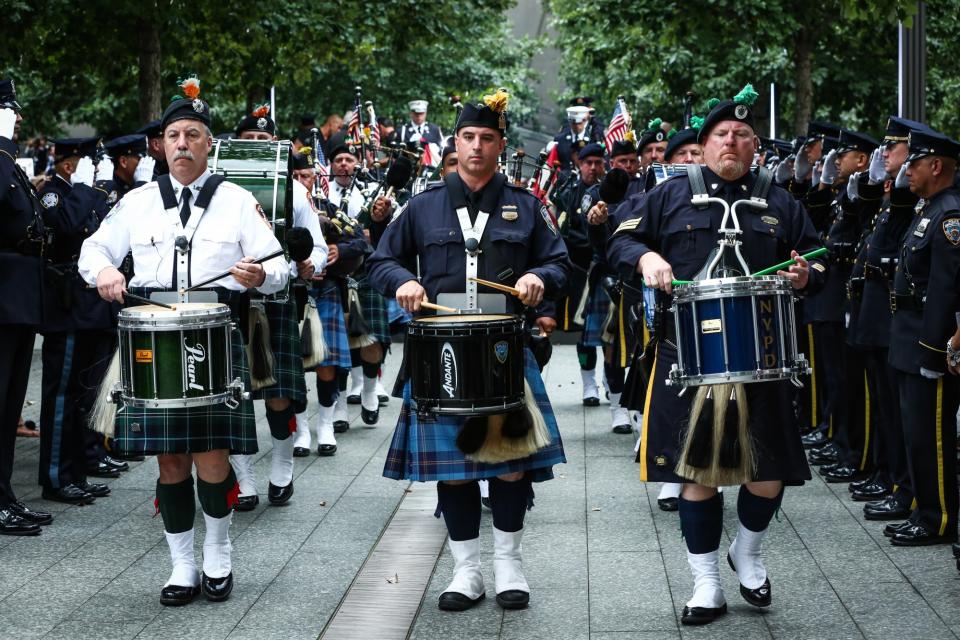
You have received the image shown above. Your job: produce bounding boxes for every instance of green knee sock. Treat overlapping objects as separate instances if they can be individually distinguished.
[156,476,196,533]
[196,468,238,518]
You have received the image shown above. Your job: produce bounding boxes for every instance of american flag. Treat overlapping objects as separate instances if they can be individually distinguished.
[347,108,360,139]
[314,142,330,197]
[604,99,630,150]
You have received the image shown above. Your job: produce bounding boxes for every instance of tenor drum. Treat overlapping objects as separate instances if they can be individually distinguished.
[407,314,525,416]
[117,303,244,408]
[668,276,808,387]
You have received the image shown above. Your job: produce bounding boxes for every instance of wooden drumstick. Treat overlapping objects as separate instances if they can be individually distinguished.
[420,301,460,313]
[468,277,520,297]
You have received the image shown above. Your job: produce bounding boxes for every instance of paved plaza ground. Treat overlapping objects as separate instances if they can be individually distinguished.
[4,343,960,640]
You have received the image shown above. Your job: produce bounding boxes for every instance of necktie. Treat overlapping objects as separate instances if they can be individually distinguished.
[179,189,192,227]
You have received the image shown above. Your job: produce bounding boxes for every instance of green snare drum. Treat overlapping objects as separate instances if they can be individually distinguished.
[117,303,246,408]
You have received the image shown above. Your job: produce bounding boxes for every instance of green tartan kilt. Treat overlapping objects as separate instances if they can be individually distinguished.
[113,325,258,456]
[250,297,308,411]
[355,275,391,345]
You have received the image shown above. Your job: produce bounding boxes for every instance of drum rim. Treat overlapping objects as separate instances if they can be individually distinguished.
[673,275,792,301]
[411,313,519,324]
[119,391,235,408]
[668,364,808,387]
[118,304,232,329]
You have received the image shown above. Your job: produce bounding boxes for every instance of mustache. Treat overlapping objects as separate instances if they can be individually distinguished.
[172,150,195,161]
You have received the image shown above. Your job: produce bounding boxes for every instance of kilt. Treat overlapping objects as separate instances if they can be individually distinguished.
[637,341,811,486]
[383,349,566,483]
[580,285,612,348]
[355,275,391,345]
[313,282,351,371]
[251,298,307,411]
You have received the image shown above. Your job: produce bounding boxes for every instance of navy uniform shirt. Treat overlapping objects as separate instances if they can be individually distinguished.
[889,186,960,374]
[606,166,827,292]
[552,172,596,270]
[368,172,569,314]
[0,136,45,326]
[807,187,868,323]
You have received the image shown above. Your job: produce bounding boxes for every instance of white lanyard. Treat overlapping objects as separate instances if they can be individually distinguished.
[170,189,208,295]
[454,206,490,310]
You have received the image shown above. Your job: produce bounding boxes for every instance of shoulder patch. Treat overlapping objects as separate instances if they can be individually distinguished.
[254,203,272,228]
[107,190,118,205]
[539,205,558,236]
[942,217,960,246]
[41,192,59,209]
[812,262,827,273]
[614,217,642,234]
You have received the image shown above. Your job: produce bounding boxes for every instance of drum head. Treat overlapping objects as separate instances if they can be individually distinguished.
[415,314,514,324]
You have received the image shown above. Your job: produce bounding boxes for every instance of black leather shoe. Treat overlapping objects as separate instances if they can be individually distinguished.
[612,423,632,434]
[681,603,727,625]
[582,397,600,407]
[201,572,233,601]
[883,521,912,537]
[378,392,390,404]
[818,462,841,475]
[317,444,337,456]
[75,481,110,498]
[293,447,310,457]
[0,508,41,536]
[160,584,200,606]
[86,461,121,478]
[864,497,911,520]
[267,482,294,505]
[658,497,679,512]
[801,429,829,449]
[890,523,957,547]
[851,481,891,502]
[824,466,869,483]
[233,495,258,512]
[361,407,378,425]
[347,393,361,405]
[333,420,350,433]
[42,485,95,505]
[9,500,53,526]
[495,589,529,609]
[727,554,772,607]
[438,591,484,611]
[848,473,877,493]
[808,445,839,466]
[102,455,129,472]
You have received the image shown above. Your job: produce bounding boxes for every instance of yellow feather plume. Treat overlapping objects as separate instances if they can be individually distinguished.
[483,88,510,114]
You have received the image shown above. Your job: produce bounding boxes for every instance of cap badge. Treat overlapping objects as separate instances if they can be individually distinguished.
[192,99,204,114]
[735,105,749,120]
[655,131,664,142]
[257,117,267,130]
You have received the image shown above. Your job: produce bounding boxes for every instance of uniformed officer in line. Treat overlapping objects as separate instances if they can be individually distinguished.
[136,119,168,178]
[228,105,327,510]
[80,77,288,605]
[789,121,841,194]
[398,100,443,147]
[0,78,55,535]
[36,136,118,504]
[663,118,705,165]
[608,138,645,200]
[637,117,668,170]
[97,134,156,204]
[607,85,826,625]
[884,128,960,547]
[547,104,602,171]
[369,91,569,613]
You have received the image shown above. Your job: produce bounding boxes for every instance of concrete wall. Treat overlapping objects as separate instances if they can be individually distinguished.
[506,0,563,133]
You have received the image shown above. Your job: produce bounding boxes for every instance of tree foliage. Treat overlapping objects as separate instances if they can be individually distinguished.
[0,0,542,138]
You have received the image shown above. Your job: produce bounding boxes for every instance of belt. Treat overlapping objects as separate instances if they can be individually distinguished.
[889,292,924,312]
[847,278,864,301]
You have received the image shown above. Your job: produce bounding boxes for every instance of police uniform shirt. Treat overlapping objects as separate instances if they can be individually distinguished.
[326,180,365,218]
[400,121,442,147]
[291,178,328,274]
[78,169,287,294]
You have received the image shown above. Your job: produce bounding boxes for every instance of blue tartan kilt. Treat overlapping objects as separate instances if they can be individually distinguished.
[386,298,412,328]
[382,349,566,483]
[312,282,351,371]
[580,285,612,348]
[355,275,391,345]
[250,297,307,410]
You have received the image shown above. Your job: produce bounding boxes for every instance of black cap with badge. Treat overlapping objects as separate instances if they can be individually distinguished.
[0,78,21,112]
[883,115,929,144]
[104,134,148,159]
[907,128,960,162]
[52,137,99,161]
[638,117,667,149]
[160,75,211,131]
[235,104,276,137]
[697,84,759,143]
[835,130,880,155]
[455,88,510,135]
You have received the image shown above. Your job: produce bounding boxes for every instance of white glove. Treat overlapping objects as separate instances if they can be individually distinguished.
[819,149,839,185]
[0,108,16,140]
[71,157,95,186]
[920,367,943,379]
[775,155,793,184]
[846,171,861,200]
[867,148,888,184]
[894,162,910,189]
[794,150,812,181]
[133,155,155,183]
[811,161,822,187]
[96,156,114,181]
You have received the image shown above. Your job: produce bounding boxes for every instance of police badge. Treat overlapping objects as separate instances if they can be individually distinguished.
[735,104,749,120]
[41,192,59,209]
[257,117,267,130]
[192,99,204,113]
[943,217,960,246]
[494,341,509,364]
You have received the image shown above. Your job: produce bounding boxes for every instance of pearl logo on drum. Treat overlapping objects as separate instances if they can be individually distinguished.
[440,342,458,398]
[183,340,207,391]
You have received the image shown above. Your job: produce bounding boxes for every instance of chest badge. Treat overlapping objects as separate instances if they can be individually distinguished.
[501,205,518,221]
[761,216,779,226]
[41,192,59,209]
[580,194,593,213]
[943,218,960,246]
[914,217,931,238]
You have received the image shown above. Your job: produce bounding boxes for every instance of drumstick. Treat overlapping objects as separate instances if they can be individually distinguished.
[420,301,460,313]
[468,277,520,296]
[183,249,286,293]
[125,293,175,309]
[670,247,829,287]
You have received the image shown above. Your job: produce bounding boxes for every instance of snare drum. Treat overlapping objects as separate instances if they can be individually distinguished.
[117,303,244,408]
[669,276,808,387]
[407,314,525,416]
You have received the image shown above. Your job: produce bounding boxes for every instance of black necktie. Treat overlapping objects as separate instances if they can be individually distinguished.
[179,189,192,227]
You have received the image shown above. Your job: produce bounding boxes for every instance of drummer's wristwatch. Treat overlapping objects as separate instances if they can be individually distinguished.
[947,338,960,367]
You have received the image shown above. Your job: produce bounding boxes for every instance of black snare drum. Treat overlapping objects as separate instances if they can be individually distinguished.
[407,314,525,416]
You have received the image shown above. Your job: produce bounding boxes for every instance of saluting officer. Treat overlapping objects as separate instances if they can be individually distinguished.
[97,134,156,205]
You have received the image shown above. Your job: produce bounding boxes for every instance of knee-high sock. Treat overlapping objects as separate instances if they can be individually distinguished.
[488,476,532,533]
[576,344,597,371]
[604,361,625,394]
[265,404,296,440]
[156,476,195,534]
[317,376,339,408]
[678,493,724,554]
[437,481,481,541]
[197,468,238,519]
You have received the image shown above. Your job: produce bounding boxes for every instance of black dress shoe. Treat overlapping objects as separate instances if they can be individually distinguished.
[86,461,121,478]
[612,423,632,434]
[848,473,877,493]
[824,466,869,483]
[883,521,912,537]
[582,397,600,407]
[0,508,41,536]
[658,497,679,512]
[727,554,772,607]
[864,497,911,521]
[317,444,337,456]
[333,420,350,433]
[378,392,390,404]
[496,589,529,610]
[808,446,839,466]
[890,523,957,547]
[818,462,841,475]
[681,603,727,625]
[801,430,829,449]
[9,500,53,526]
[102,455,129,472]
[438,591,484,611]
[361,407,378,425]
[160,584,200,606]
[233,495,259,512]
[347,393,361,405]
[293,446,310,457]
[851,481,891,502]
[201,572,233,601]
[75,481,110,498]
[267,482,294,505]
[42,485,95,505]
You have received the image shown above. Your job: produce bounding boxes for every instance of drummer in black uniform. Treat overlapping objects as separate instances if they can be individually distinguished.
[607,85,826,625]
[885,128,960,547]
[0,78,54,535]
[369,91,569,613]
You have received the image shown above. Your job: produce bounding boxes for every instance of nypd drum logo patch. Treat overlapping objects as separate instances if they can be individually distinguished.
[494,341,509,364]
[943,218,960,246]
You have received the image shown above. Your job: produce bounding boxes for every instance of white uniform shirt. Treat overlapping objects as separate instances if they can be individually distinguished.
[79,170,288,294]
[326,180,365,218]
[291,179,327,276]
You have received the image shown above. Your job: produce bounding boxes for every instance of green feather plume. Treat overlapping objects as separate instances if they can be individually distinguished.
[732,84,759,107]
[667,129,678,139]
[706,98,720,110]
[690,115,705,130]
[646,117,662,132]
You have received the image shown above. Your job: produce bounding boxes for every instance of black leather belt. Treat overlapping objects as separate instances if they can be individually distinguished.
[889,292,923,312]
